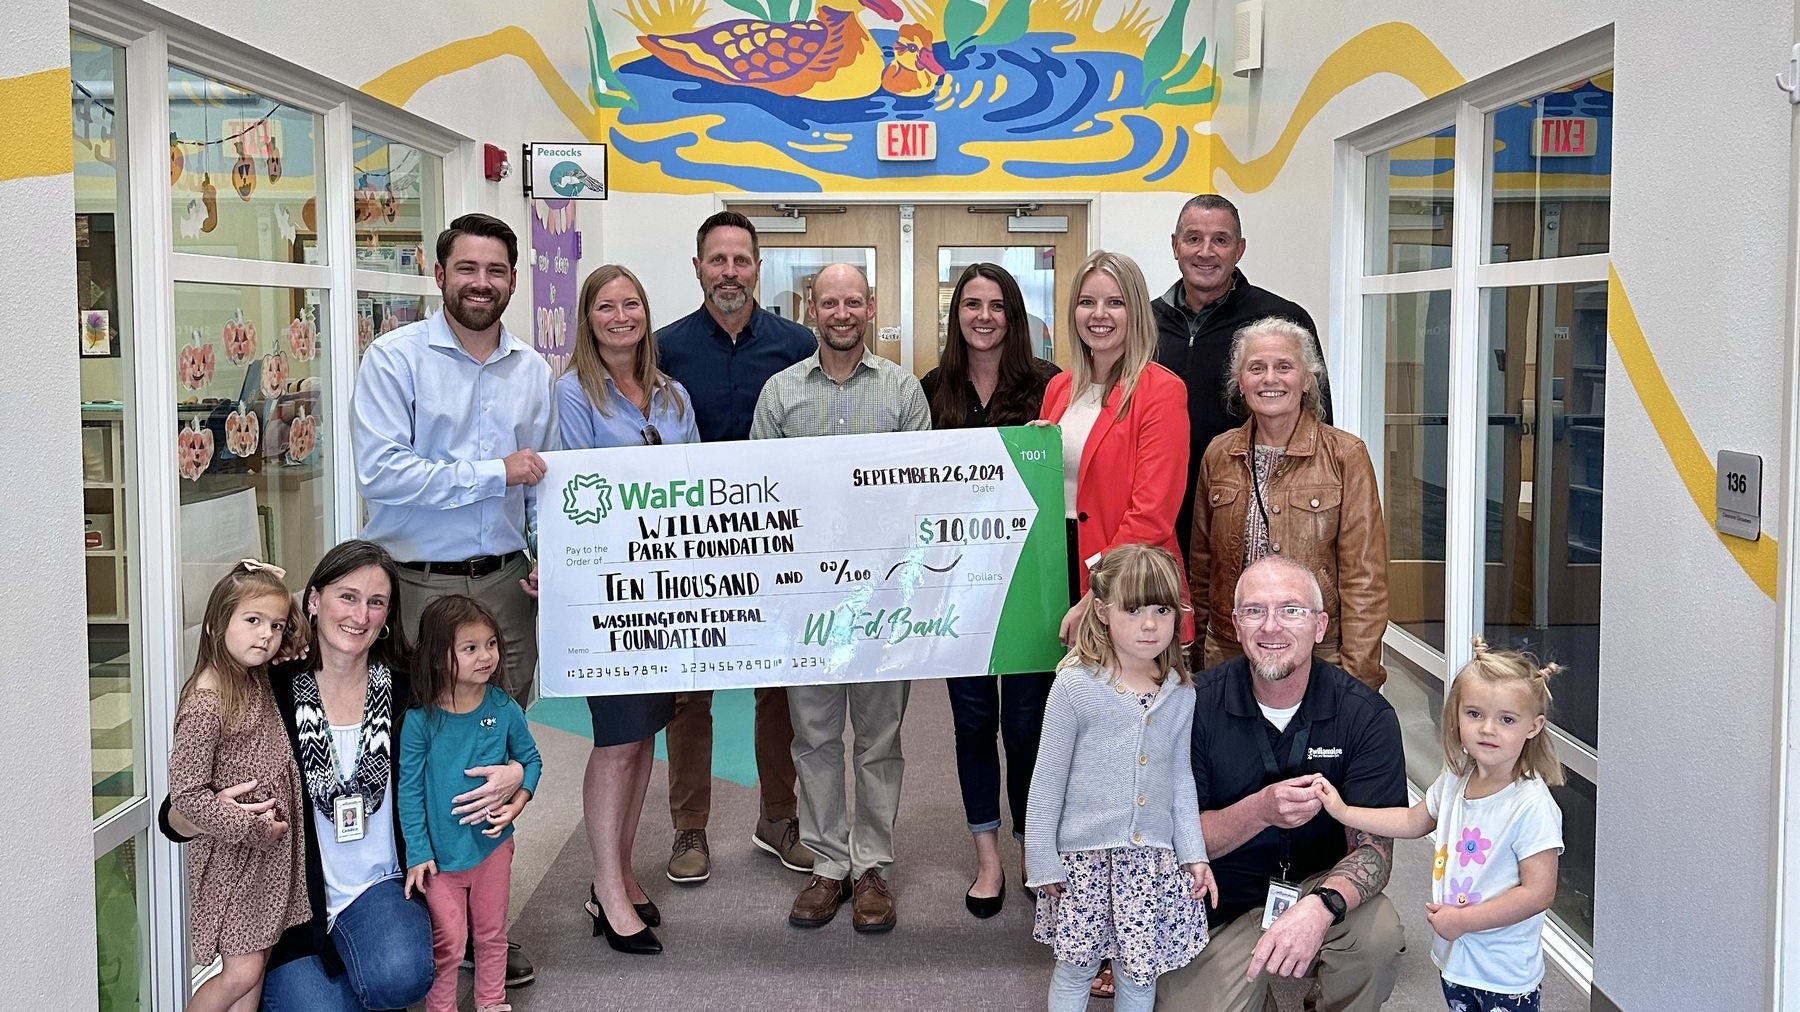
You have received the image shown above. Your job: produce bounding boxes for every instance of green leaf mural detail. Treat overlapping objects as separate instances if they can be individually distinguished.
[1147,37,1213,106]
[944,0,987,56]
[769,0,793,21]
[1140,0,1190,97]
[722,0,773,18]
[794,0,812,17]
[975,0,1032,50]
[585,0,638,110]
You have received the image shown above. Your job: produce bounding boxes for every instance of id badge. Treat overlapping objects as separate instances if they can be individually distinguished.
[333,794,366,844]
[1261,879,1302,931]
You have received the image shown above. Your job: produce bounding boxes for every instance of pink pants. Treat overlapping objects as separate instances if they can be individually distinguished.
[422,836,514,1012]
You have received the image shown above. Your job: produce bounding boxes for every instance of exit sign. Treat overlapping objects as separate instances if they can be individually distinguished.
[877,120,936,161]
[1533,116,1597,158]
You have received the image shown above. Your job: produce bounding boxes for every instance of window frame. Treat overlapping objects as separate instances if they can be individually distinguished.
[70,5,463,1007]
[1331,24,1614,991]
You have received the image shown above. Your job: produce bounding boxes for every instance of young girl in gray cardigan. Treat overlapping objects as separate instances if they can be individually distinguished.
[1026,544,1216,1012]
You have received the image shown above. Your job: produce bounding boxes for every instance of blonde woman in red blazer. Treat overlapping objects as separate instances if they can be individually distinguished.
[1038,251,1194,647]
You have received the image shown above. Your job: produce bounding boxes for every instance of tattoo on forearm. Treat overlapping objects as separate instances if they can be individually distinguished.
[1329,830,1393,903]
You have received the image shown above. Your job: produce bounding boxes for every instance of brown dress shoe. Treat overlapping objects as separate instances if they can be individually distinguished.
[788,874,851,928]
[851,869,896,934]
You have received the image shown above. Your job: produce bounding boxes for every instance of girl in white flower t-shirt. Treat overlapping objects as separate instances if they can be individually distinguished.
[1316,639,1564,1012]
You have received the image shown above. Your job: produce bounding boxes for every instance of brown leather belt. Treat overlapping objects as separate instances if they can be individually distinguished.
[397,551,524,578]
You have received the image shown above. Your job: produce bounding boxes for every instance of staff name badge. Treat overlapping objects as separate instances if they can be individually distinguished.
[1261,879,1302,931]
[334,794,366,844]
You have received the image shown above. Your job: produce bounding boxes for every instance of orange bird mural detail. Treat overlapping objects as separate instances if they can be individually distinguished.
[638,0,905,100]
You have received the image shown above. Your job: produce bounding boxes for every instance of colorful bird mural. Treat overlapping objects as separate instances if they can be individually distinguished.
[637,0,905,101]
[880,24,946,97]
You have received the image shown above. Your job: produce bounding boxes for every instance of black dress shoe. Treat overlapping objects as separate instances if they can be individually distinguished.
[965,880,1006,919]
[586,888,663,954]
[634,899,661,927]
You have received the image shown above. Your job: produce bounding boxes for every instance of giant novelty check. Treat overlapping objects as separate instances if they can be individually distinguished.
[537,426,1066,696]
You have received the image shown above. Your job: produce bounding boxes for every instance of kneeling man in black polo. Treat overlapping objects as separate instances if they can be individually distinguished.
[1157,555,1405,1012]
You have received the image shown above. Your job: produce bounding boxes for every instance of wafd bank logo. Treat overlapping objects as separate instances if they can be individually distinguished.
[562,474,614,524]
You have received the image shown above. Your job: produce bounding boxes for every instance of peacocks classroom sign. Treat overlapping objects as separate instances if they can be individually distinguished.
[536,427,1067,695]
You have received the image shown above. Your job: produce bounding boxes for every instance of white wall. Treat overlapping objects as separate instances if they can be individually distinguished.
[1,2,103,1007]
[1201,2,1795,1008]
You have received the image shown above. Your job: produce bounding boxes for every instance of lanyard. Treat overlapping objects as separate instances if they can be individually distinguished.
[1254,719,1312,881]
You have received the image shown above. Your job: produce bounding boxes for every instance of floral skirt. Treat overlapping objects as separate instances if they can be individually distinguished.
[1031,845,1208,987]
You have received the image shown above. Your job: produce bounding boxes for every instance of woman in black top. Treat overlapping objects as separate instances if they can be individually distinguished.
[920,263,1061,919]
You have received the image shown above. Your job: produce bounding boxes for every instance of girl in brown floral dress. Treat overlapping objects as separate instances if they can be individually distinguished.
[168,561,313,1012]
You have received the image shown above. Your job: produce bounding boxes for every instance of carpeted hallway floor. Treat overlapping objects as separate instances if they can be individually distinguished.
[464,683,1586,1011]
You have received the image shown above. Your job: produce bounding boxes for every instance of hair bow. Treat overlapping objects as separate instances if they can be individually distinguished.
[239,558,288,579]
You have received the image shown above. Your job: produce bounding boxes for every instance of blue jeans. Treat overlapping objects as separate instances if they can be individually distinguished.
[261,877,434,1012]
[946,672,1055,834]
[1440,977,1542,1011]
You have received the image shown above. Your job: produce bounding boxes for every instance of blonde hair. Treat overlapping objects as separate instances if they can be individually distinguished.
[1224,316,1327,421]
[1441,636,1564,785]
[180,564,307,730]
[1060,544,1192,687]
[1066,251,1157,420]
[566,264,687,420]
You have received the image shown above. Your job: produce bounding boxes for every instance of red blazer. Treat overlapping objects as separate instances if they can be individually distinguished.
[1040,362,1193,640]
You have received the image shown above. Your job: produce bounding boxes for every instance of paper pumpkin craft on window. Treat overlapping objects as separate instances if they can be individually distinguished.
[287,406,318,463]
[287,312,318,361]
[178,419,214,481]
[233,140,256,200]
[223,311,257,365]
[224,401,261,458]
[260,351,289,399]
[267,135,283,183]
[177,330,215,391]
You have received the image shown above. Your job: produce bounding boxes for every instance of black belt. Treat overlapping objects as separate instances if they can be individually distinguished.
[398,551,523,578]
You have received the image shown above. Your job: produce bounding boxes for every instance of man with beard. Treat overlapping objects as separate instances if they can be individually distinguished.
[654,211,819,887]
[352,212,551,710]
[749,263,929,934]
[1155,194,1332,558]
[1157,556,1405,1012]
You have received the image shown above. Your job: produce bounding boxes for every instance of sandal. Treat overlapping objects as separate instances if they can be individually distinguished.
[1089,960,1115,1000]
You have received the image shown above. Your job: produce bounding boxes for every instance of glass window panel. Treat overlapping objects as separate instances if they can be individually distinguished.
[759,247,875,328]
[357,291,441,361]
[169,66,321,264]
[337,129,443,275]
[1548,765,1595,948]
[1479,283,1603,750]
[95,834,149,1012]
[936,247,1056,360]
[74,32,146,820]
[172,282,334,673]
[1485,74,1612,263]
[1369,292,1450,650]
[1365,126,1455,275]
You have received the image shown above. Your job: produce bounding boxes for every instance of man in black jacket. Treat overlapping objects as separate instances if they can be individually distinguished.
[1154,194,1333,556]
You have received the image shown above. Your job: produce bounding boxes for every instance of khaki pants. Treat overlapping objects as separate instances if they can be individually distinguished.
[395,552,537,710]
[1157,871,1404,1012]
[787,680,909,881]
[665,687,799,830]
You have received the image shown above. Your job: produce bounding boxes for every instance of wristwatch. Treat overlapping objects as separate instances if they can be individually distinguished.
[1309,886,1347,926]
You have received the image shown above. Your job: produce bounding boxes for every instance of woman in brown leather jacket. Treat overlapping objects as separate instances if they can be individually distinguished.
[1188,317,1389,688]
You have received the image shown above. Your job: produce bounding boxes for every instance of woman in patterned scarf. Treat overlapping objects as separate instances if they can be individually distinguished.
[162,540,527,1011]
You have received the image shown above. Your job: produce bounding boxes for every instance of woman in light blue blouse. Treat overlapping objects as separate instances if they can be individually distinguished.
[556,263,698,955]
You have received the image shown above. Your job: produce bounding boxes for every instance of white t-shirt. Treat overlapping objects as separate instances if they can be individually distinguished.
[1258,700,1301,733]
[1424,769,1564,993]
[1060,384,1105,519]
[313,722,403,929]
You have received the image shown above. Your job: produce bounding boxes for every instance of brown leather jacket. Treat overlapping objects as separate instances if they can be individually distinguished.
[1188,413,1389,688]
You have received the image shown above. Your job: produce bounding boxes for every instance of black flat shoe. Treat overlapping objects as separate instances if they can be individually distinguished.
[634,899,661,927]
[964,880,1005,919]
[586,888,663,954]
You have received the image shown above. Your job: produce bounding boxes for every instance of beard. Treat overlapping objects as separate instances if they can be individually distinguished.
[446,286,508,332]
[1251,653,1302,683]
[706,283,749,315]
[820,325,865,352]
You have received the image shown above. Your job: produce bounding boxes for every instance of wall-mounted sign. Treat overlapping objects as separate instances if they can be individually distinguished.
[524,142,608,200]
[877,121,936,161]
[1716,450,1762,541]
[1533,117,1597,158]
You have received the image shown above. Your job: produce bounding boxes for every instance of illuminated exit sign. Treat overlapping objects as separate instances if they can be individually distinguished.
[1534,117,1597,157]
[877,120,936,161]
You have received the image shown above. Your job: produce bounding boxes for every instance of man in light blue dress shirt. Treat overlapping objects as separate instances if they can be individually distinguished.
[352,212,554,711]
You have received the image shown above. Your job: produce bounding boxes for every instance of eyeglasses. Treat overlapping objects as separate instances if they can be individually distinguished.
[641,424,662,446]
[1231,604,1322,627]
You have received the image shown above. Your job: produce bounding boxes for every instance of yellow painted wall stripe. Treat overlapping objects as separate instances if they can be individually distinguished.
[0,67,75,182]
[362,28,602,141]
[1608,264,1779,598]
